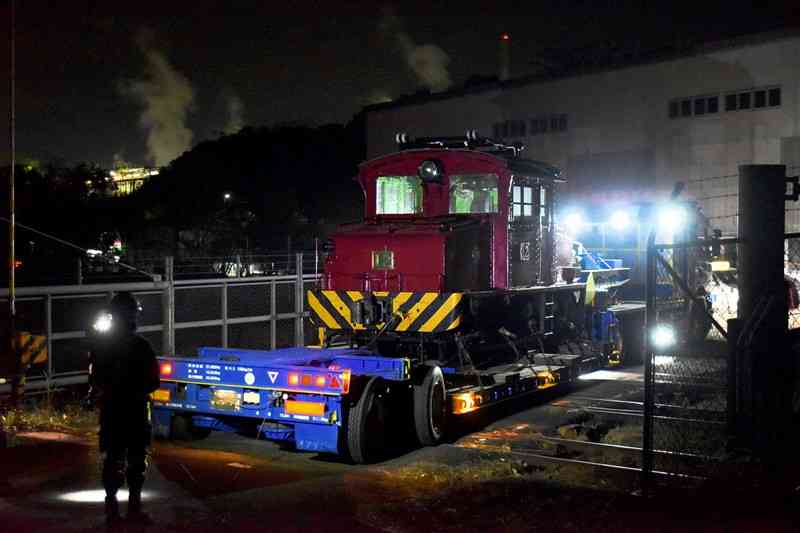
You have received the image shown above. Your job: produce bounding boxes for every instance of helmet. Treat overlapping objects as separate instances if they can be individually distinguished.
[109,292,141,324]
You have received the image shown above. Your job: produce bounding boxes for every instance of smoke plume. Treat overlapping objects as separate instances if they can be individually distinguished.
[381,10,452,92]
[224,94,245,135]
[124,33,194,167]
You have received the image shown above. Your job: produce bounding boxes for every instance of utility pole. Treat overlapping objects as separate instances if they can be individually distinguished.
[7,0,19,406]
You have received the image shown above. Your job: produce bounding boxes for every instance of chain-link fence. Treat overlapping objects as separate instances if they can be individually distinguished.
[687,165,800,236]
[643,238,732,481]
[0,254,320,393]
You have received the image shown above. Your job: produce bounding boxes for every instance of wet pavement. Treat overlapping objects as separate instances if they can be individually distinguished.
[0,368,644,532]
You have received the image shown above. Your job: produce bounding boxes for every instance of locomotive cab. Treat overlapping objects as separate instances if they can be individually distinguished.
[308,134,586,367]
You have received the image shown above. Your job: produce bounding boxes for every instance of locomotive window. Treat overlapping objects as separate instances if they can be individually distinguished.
[376,176,423,215]
[449,174,499,214]
[512,184,535,218]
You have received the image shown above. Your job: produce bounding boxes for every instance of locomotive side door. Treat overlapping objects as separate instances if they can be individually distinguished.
[508,176,552,287]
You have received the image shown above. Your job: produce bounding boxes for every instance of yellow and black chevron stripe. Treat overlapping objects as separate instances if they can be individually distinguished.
[307,290,463,333]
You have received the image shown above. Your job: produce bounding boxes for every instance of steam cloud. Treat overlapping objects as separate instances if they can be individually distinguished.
[382,11,452,92]
[224,95,245,135]
[124,33,194,167]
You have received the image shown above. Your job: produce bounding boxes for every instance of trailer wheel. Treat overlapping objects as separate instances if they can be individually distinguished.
[414,366,447,446]
[347,376,387,464]
[169,414,211,441]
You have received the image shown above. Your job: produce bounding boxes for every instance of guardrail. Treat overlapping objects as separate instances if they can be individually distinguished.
[0,254,320,393]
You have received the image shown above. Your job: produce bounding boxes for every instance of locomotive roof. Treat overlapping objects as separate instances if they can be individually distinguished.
[360,135,564,181]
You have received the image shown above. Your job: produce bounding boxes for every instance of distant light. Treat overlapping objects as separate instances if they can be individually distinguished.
[657,204,687,233]
[0,377,6,384]
[93,313,113,334]
[651,324,677,350]
[223,192,232,200]
[501,33,510,41]
[609,210,631,231]
[86,249,102,257]
[57,489,156,503]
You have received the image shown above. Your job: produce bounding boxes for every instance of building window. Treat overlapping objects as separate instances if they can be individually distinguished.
[376,176,422,215]
[511,185,534,218]
[707,96,719,114]
[681,99,691,117]
[725,94,737,111]
[739,92,751,110]
[754,90,766,108]
[694,98,706,116]
[557,114,568,131]
[769,87,781,107]
[668,101,678,118]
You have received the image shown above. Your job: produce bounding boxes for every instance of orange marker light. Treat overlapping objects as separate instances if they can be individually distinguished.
[341,370,351,394]
[301,374,312,386]
[288,373,299,386]
[159,362,173,376]
[315,375,326,387]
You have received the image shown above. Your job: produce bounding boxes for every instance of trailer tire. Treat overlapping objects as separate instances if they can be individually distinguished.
[414,366,447,446]
[169,414,211,441]
[347,376,386,464]
[170,414,193,441]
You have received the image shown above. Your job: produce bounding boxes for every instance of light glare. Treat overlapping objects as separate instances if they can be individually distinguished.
[564,212,584,230]
[609,211,630,230]
[92,313,113,334]
[658,205,686,233]
[57,489,156,503]
[651,324,677,350]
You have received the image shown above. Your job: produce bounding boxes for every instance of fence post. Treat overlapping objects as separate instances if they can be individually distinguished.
[162,256,175,356]
[45,294,53,402]
[727,318,741,441]
[737,164,791,456]
[221,282,228,348]
[270,278,277,350]
[295,253,304,347]
[641,233,656,492]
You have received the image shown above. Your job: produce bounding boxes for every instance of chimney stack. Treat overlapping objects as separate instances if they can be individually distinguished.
[499,33,510,81]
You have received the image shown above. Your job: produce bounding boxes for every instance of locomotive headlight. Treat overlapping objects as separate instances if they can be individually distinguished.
[93,312,113,334]
[418,159,443,183]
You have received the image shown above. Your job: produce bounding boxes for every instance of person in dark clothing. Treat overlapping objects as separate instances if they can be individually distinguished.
[88,291,160,525]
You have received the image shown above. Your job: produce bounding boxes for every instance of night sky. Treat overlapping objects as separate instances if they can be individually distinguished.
[0,1,795,168]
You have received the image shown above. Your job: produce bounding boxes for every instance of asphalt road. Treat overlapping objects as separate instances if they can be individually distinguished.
[0,367,645,532]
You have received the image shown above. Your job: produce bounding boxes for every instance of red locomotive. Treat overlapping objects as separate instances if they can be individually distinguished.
[308,133,594,369]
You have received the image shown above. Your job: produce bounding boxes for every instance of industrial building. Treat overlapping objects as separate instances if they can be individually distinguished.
[364,29,800,234]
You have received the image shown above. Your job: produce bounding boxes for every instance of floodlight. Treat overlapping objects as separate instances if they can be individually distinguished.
[657,204,687,233]
[651,324,677,350]
[609,210,631,231]
[563,211,585,230]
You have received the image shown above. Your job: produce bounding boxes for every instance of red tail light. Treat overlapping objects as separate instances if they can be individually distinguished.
[160,362,173,376]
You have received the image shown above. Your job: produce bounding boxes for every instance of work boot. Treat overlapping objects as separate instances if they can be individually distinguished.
[126,488,153,525]
[104,495,121,527]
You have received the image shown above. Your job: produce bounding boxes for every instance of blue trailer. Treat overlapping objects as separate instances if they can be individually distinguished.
[151,342,607,463]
